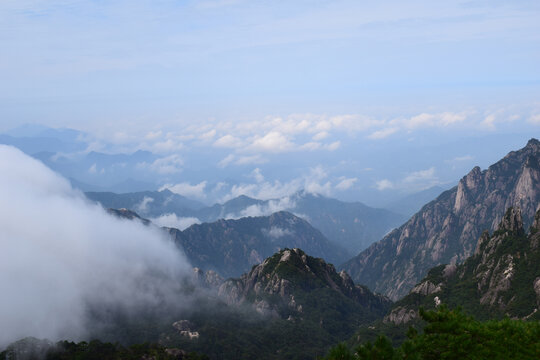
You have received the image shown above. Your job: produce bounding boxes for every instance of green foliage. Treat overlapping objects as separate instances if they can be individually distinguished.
[0,339,208,360]
[324,306,540,360]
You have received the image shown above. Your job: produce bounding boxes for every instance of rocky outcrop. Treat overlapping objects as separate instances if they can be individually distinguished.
[106,208,151,225]
[385,207,540,324]
[384,306,417,325]
[344,139,540,300]
[192,267,224,288]
[218,248,391,323]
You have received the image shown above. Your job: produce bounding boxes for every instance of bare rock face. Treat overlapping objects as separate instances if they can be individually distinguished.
[218,248,391,321]
[386,207,540,324]
[534,278,540,307]
[192,267,225,289]
[344,139,540,300]
[384,306,417,325]
[411,281,442,296]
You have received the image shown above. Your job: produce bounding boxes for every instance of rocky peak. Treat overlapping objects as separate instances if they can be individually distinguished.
[387,207,540,325]
[344,139,540,300]
[218,248,391,319]
[526,138,540,149]
[465,166,483,189]
[497,207,525,235]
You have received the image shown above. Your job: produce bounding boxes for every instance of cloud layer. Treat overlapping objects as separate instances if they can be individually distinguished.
[0,145,192,347]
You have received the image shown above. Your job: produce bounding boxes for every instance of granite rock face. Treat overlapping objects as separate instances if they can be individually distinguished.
[218,248,391,322]
[344,139,540,300]
[385,207,540,324]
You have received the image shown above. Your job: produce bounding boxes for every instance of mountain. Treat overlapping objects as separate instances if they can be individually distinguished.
[343,138,540,300]
[198,191,406,254]
[195,195,265,221]
[90,190,405,254]
[287,192,405,253]
[86,189,205,216]
[385,207,540,325]
[169,211,349,278]
[218,248,391,337]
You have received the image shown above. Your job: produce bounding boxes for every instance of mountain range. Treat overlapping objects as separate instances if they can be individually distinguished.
[86,190,405,254]
[385,207,540,325]
[343,138,540,300]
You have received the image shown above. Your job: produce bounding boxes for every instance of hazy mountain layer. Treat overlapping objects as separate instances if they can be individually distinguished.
[86,189,205,216]
[343,138,540,300]
[87,190,405,254]
[169,211,348,278]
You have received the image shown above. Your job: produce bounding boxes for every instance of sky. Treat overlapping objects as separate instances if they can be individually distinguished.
[1,0,539,205]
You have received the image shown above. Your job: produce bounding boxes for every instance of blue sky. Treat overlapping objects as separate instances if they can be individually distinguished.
[1,0,539,205]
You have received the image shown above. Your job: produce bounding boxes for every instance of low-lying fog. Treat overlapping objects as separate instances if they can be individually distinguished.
[0,145,193,348]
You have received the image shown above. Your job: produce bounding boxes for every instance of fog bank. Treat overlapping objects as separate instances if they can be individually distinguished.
[0,145,192,347]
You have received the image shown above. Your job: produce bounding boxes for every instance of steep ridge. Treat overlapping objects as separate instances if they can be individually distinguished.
[344,139,540,300]
[218,248,391,336]
[169,211,348,278]
[386,207,540,324]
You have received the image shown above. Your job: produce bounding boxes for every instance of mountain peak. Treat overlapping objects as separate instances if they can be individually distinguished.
[526,138,540,148]
[344,139,540,300]
[497,207,524,235]
[218,248,391,324]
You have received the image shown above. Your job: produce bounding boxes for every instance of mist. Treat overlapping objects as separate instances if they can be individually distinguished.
[0,145,193,348]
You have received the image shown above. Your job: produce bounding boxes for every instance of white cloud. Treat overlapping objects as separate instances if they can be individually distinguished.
[312,131,329,141]
[88,163,97,174]
[150,214,201,230]
[231,196,296,218]
[481,114,497,130]
[138,154,183,174]
[136,196,154,213]
[218,154,267,167]
[375,179,394,190]
[325,141,341,151]
[151,139,184,153]
[199,129,216,141]
[161,181,208,200]
[403,167,436,183]
[214,134,243,148]
[0,145,192,347]
[451,155,473,162]
[220,166,334,202]
[368,127,399,139]
[264,226,293,239]
[145,131,162,140]
[335,177,357,191]
[218,154,235,168]
[528,114,540,125]
[236,155,267,165]
[407,113,435,129]
[251,168,264,183]
[300,141,321,151]
[248,131,295,153]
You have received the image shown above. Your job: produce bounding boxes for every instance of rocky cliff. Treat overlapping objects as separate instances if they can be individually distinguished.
[343,139,540,300]
[385,207,540,324]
